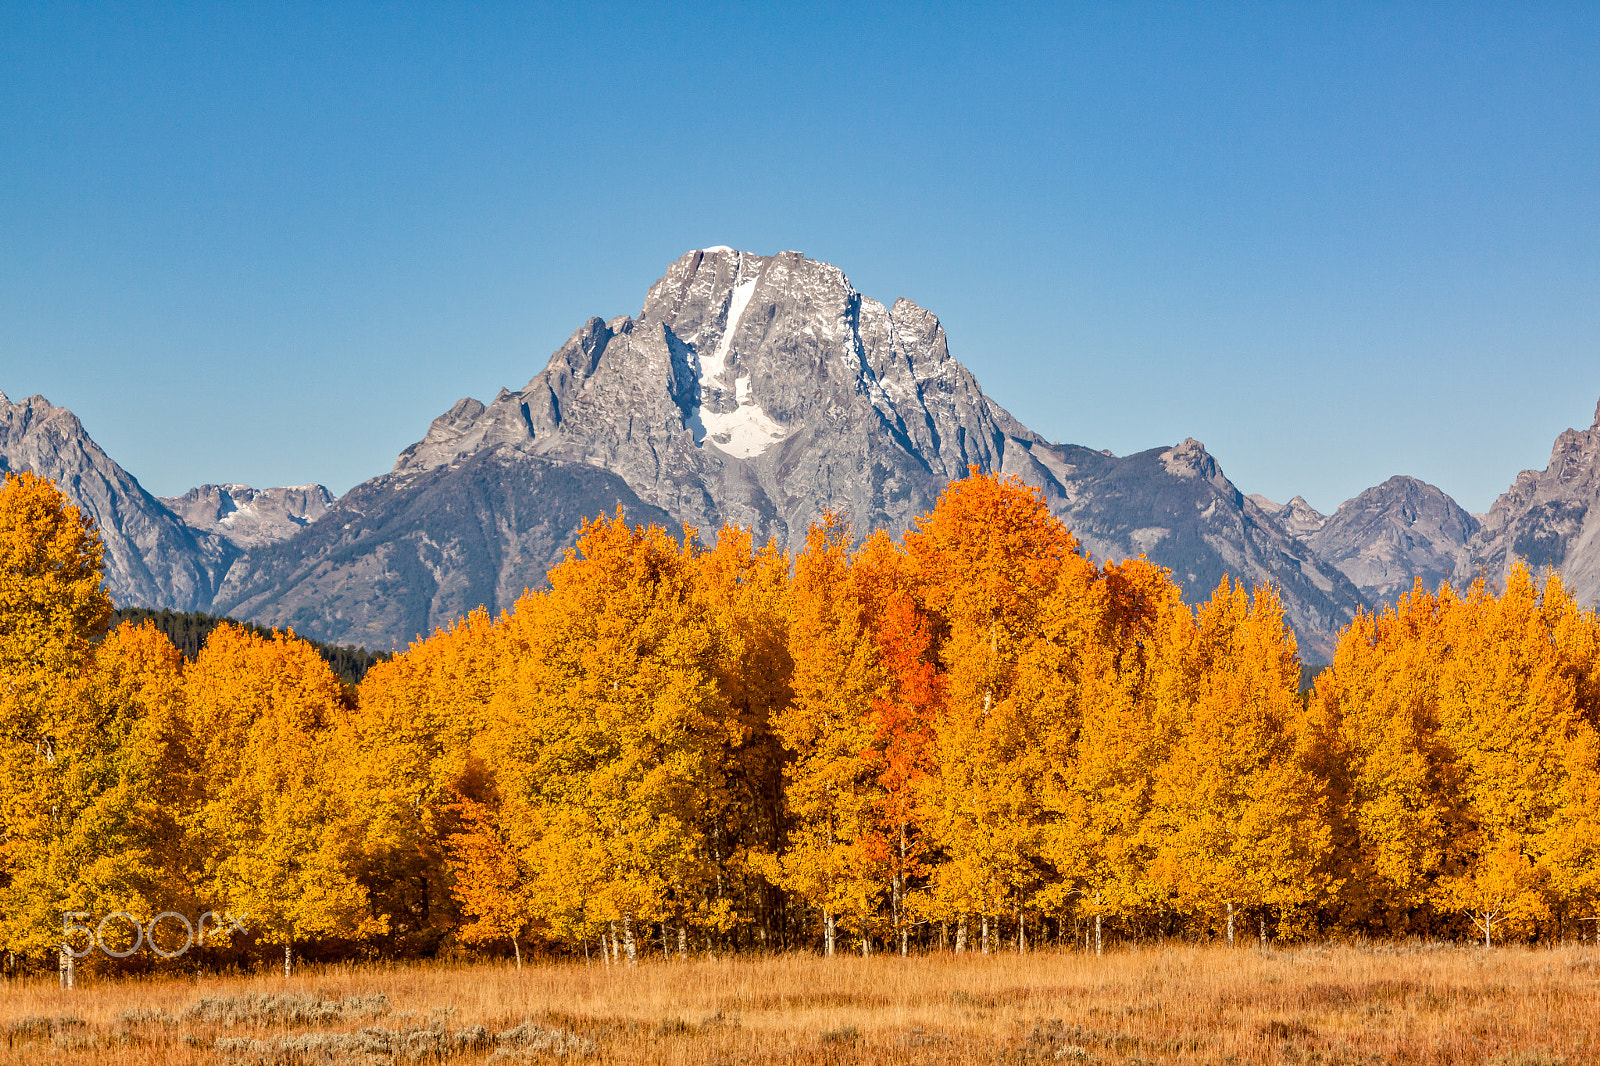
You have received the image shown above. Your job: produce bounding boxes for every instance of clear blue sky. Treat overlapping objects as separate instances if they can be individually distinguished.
[3,3,1597,514]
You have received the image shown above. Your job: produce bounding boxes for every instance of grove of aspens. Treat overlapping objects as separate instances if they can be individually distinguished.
[3,465,1598,979]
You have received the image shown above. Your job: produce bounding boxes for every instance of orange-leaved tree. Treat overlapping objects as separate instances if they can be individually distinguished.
[904,469,1094,952]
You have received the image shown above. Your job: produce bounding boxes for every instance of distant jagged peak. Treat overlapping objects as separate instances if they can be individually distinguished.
[161,482,335,549]
[397,245,1029,486]
[0,388,8,406]
[1246,492,1326,537]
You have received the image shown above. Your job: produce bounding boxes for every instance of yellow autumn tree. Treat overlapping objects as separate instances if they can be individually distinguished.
[1145,579,1335,943]
[695,524,793,953]
[487,515,739,963]
[761,519,895,955]
[1040,557,1184,951]
[185,624,381,975]
[346,607,505,955]
[905,470,1094,952]
[0,472,118,971]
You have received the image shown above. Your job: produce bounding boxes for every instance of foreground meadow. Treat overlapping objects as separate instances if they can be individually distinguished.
[2,944,1597,1065]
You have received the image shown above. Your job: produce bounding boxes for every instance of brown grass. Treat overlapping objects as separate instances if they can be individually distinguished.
[2,942,1597,1064]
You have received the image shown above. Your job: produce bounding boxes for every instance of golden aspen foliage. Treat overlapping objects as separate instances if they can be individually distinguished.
[759,517,892,953]
[1039,557,1184,933]
[445,784,534,967]
[1310,586,1467,931]
[1145,579,1335,941]
[0,621,193,958]
[184,624,380,971]
[486,515,739,961]
[1314,565,1600,940]
[694,524,793,947]
[1429,568,1593,940]
[0,473,120,959]
[903,470,1095,939]
[345,607,505,953]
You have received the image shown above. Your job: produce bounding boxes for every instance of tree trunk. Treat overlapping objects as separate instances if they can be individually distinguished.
[512,935,522,971]
[622,914,638,966]
[59,945,74,990]
[1017,908,1026,955]
[1094,913,1103,957]
[824,910,836,957]
[1226,901,1234,947]
[981,915,990,955]
[610,921,621,965]
[861,930,870,957]
[284,942,292,979]
[678,925,688,960]
[954,916,967,955]
[1258,913,1266,949]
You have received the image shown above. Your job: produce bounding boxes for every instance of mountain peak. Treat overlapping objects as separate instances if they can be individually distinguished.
[161,483,335,549]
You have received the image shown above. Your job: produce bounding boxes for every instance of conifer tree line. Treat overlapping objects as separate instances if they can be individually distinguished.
[2,468,1598,973]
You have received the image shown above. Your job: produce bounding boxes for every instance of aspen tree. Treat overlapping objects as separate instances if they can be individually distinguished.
[446,792,532,967]
[0,473,119,969]
[186,625,380,975]
[1041,558,1182,944]
[346,608,504,952]
[1145,580,1334,940]
[905,470,1092,938]
[760,518,890,953]
[489,515,738,959]
[1311,587,1465,931]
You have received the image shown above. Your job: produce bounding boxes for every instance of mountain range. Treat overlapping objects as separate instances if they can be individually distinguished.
[7,248,1599,663]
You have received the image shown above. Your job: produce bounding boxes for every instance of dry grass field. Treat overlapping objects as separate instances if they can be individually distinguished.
[1,943,1596,1065]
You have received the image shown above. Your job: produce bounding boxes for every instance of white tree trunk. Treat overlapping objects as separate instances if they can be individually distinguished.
[954,916,967,955]
[59,945,74,989]
[512,936,522,971]
[824,911,836,957]
[284,942,292,979]
[1259,913,1266,948]
[622,914,637,966]
[610,922,621,965]
[1017,909,1026,955]
[678,925,688,960]
[1094,913,1102,957]
[1226,901,1234,947]
[981,915,990,955]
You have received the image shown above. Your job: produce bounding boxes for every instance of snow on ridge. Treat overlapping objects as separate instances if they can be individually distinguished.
[689,263,788,459]
[700,245,735,254]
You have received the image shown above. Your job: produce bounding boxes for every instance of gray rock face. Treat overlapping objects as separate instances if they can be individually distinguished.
[396,248,1037,545]
[1460,400,1600,604]
[1008,438,1367,662]
[0,392,233,610]
[1306,476,1478,606]
[211,448,672,650]
[1249,494,1327,538]
[161,483,335,549]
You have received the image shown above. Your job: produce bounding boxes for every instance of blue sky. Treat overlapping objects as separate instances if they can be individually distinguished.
[3,2,1596,513]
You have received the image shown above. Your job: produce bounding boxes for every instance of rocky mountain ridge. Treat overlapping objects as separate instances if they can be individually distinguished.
[1458,399,1600,606]
[9,249,1600,662]
[161,483,335,549]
